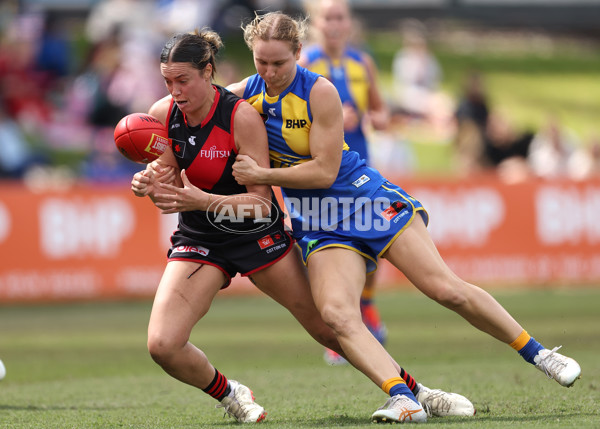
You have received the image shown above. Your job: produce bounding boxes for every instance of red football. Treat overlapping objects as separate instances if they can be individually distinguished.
[114,113,170,163]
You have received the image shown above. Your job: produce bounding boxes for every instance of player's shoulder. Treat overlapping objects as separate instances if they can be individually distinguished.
[226,77,250,99]
[148,95,172,125]
[312,74,339,97]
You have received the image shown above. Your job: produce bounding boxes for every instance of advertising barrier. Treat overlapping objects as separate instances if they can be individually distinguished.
[1,176,599,303]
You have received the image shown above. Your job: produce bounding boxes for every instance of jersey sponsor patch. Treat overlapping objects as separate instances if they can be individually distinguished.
[352,174,370,188]
[171,244,209,256]
[257,230,286,249]
[381,201,407,221]
[199,144,229,160]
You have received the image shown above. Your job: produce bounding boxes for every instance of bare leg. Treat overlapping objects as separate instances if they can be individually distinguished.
[252,247,406,382]
[306,247,401,387]
[383,216,523,343]
[147,260,226,388]
[251,247,342,353]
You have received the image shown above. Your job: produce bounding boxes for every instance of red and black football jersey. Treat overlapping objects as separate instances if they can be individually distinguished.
[167,85,282,242]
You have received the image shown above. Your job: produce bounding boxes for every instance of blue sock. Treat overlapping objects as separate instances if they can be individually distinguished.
[519,337,544,364]
[389,383,418,404]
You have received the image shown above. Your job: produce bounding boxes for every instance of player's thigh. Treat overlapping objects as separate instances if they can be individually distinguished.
[383,215,458,298]
[251,246,313,310]
[149,261,226,342]
[306,247,367,313]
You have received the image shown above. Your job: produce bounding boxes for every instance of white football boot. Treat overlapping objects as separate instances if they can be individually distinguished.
[534,346,581,387]
[216,380,267,423]
[371,394,427,424]
[415,383,475,417]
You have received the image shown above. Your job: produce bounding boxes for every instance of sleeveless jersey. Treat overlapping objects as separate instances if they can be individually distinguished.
[242,66,386,237]
[167,84,281,242]
[302,45,371,161]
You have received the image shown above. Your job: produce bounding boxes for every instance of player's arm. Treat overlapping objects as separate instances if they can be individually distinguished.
[226,77,250,98]
[363,53,390,131]
[227,101,273,218]
[147,96,181,180]
[131,96,181,201]
[233,77,343,190]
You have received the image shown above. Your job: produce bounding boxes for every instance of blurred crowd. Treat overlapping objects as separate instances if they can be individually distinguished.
[387,19,600,182]
[0,0,264,186]
[0,0,598,187]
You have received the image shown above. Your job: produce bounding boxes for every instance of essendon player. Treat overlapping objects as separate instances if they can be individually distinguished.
[130,28,473,425]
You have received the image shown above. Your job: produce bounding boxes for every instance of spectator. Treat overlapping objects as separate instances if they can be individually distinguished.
[454,70,490,174]
[528,115,580,179]
[391,19,442,120]
[0,105,47,179]
[567,134,600,180]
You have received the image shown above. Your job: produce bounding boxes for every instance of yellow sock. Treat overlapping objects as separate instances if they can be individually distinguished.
[381,377,405,394]
[361,286,375,301]
[509,329,531,351]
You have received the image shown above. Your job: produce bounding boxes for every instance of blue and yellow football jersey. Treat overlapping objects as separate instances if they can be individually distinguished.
[242,65,427,270]
[242,65,386,237]
[302,45,371,161]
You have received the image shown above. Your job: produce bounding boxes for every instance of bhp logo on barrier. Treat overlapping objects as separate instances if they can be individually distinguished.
[413,187,505,247]
[536,185,600,245]
[39,197,135,258]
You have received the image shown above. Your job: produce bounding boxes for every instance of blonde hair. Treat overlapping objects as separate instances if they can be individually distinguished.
[242,11,308,53]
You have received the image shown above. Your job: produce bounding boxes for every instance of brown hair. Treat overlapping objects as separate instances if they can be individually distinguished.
[160,28,223,78]
[242,11,308,53]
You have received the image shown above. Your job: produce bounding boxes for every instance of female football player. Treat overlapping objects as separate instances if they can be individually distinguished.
[228,11,581,424]
[299,0,390,366]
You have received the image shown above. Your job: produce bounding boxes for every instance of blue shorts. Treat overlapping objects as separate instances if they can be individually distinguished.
[295,181,428,273]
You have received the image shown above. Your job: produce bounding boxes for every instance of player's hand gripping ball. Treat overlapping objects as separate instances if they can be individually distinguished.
[114,113,169,163]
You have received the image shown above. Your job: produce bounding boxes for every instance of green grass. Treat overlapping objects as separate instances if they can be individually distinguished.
[0,288,599,428]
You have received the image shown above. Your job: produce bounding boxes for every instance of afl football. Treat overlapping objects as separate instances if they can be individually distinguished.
[114,113,169,163]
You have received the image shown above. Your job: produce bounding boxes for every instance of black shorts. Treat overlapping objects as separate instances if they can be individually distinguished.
[167,221,293,288]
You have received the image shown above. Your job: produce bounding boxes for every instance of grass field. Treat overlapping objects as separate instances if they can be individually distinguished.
[0,288,598,428]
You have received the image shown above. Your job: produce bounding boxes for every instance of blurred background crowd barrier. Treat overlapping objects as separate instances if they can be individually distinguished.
[2,175,600,303]
[1,0,599,302]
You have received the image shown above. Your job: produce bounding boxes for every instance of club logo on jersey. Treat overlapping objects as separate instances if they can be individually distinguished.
[268,108,276,116]
[381,201,407,221]
[172,138,186,158]
[352,174,370,188]
[206,194,280,235]
[285,119,307,129]
[199,145,229,160]
[305,239,319,259]
[188,136,197,146]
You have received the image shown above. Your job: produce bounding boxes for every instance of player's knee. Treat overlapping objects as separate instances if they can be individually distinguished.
[319,303,360,336]
[147,332,180,365]
[429,280,468,309]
